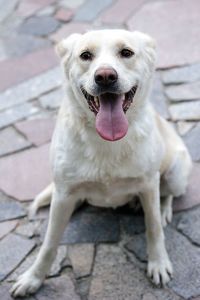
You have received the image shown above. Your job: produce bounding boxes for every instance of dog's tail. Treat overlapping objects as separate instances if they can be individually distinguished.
[29,183,53,218]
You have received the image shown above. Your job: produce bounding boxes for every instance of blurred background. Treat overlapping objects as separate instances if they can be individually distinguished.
[0,0,200,299]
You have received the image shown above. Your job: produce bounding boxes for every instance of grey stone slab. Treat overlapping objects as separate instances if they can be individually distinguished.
[161,63,200,85]
[36,274,81,300]
[169,101,200,121]
[120,214,145,236]
[68,244,95,278]
[0,67,62,111]
[74,0,113,22]
[0,34,52,59]
[165,81,200,102]
[149,73,169,119]
[89,244,181,300]
[0,0,18,22]
[41,209,120,244]
[0,126,31,157]
[39,88,63,109]
[19,16,60,36]
[176,206,200,246]
[0,191,26,222]
[183,123,200,161]
[0,220,18,240]
[0,233,35,281]
[125,227,200,299]
[15,220,42,238]
[37,5,56,16]
[0,102,40,129]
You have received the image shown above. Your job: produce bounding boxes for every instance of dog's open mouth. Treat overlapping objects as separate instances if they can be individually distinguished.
[81,86,138,142]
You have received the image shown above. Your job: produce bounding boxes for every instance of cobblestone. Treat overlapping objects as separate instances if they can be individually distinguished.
[19,16,60,36]
[161,63,200,85]
[169,101,200,121]
[0,126,31,157]
[0,191,26,222]
[165,81,200,102]
[0,67,62,111]
[183,123,200,161]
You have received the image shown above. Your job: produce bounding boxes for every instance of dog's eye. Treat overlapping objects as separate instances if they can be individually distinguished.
[120,48,134,58]
[80,51,93,61]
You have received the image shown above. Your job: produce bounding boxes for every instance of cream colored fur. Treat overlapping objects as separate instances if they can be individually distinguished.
[11,30,192,297]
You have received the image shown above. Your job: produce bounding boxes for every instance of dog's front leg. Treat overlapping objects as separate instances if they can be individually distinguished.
[11,185,77,297]
[140,172,173,286]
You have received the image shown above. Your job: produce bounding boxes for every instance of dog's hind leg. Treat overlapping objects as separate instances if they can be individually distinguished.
[29,183,53,218]
[161,195,173,227]
[160,149,192,226]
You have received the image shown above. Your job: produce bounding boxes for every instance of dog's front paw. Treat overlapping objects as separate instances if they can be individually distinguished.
[147,256,173,286]
[10,270,43,298]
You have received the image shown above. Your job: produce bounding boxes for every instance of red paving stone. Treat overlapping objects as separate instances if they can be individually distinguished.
[173,163,200,212]
[0,47,58,92]
[54,8,74,22]
[0,144,51,201]
[15,117,56,147]
[98,0,145,24]
[127,0,200,68]
[0,220,18,240]
[17,0,56,18]
[51,22,91,42]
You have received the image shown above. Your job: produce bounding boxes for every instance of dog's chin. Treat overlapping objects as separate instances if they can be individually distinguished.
[80,86,138,142]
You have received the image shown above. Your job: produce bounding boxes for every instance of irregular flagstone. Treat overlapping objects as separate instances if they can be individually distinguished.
[127,0,200,68]
[173,163,200,211]
[0,220,18,240]
[183,123,200,161]
[0,191,26,222]
[0,143,51,201]
[0,233,35,281]
[49,246,68,277]
[0,282,35,300]
[50,22,91,42]
[36,274,81,300]
[74,0,113,22]
[17,0,56,18]
[149,73,169,119]
[89,244,181,300]
[41,209,120,244]
[68,244,95,278]
[177,121,196,136]
[0,102,40,129]
[165,81,200,102]
[0,126,31,157]
[176,206,200,246]
[37,5,55,16]
[39,88,63,109]
[19,16,60,36]
[98,0,146,24]
[169,101,200,121]
[15,117,56,147]
[0,67,62,111]
[161,63,200,85]
[125,227,200,299]
[0,47,58,92]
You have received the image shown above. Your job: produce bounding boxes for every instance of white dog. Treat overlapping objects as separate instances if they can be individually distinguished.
[11,29,192,297]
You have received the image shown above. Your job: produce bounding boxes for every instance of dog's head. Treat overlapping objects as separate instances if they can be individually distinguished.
[56,30,156,141]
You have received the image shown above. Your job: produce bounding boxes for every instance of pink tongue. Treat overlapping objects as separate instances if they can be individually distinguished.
[95,93,128,141]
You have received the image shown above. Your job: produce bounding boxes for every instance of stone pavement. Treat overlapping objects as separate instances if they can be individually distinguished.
[0,0,200,299]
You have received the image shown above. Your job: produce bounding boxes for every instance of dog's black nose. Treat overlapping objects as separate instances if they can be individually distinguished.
[95,67,118,86]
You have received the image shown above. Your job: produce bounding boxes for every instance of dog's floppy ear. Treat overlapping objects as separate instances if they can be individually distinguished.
[132,31,156,67]
[55,33,81,60]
